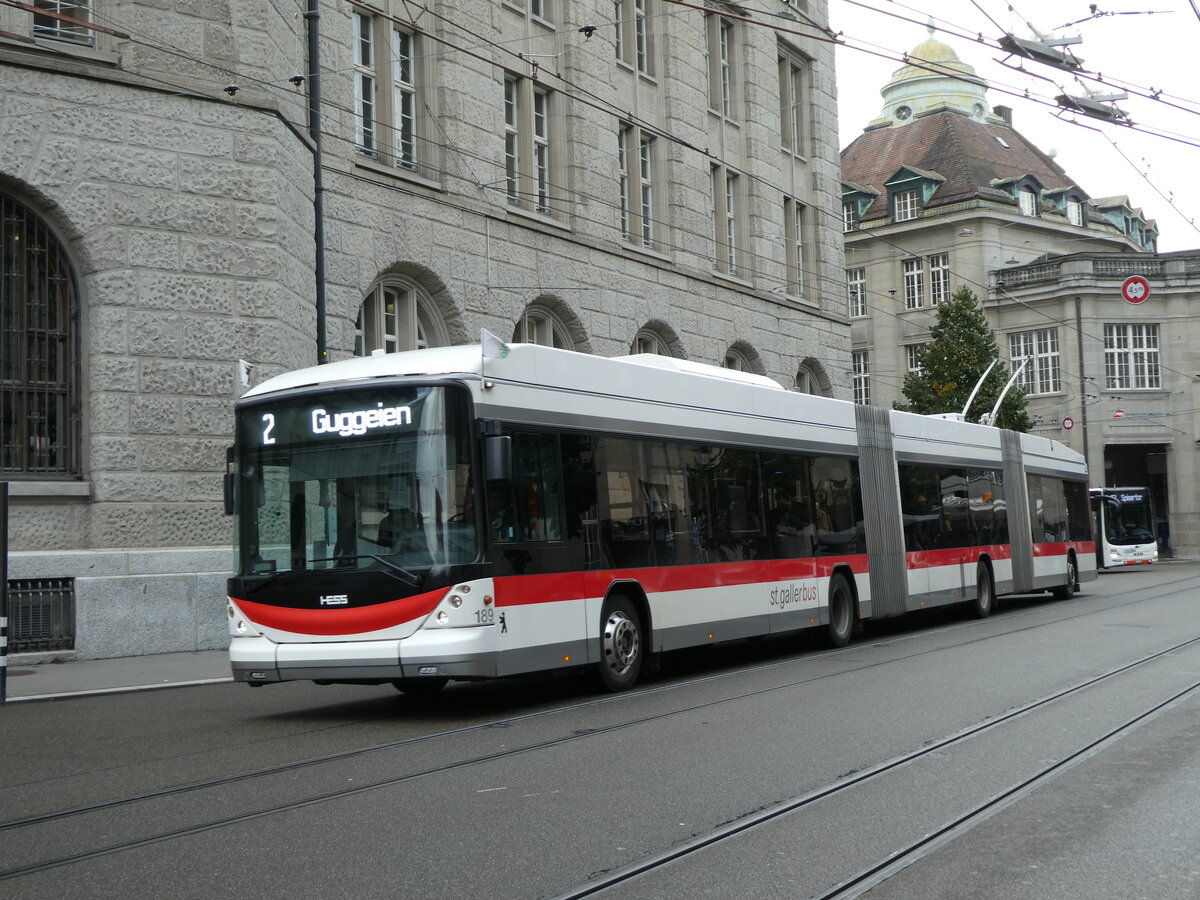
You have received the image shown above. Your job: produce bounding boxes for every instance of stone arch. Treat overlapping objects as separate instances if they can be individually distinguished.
[354,261,468,355]
[631,319,686,358]
[722,340,765,376]
[513,293,593,353]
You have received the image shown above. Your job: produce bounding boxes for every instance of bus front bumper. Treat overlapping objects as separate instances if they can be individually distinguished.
[230,627,499,684]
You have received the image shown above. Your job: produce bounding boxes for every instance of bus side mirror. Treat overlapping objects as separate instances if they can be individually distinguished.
[484,434,512,483]
[224,445,235,515]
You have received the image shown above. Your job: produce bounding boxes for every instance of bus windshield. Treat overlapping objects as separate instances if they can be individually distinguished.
[1105,491,1155,546]
[233,385,477,577]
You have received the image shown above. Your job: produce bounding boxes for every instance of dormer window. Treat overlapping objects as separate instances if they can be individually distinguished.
[843,201,856,232]
[894,189,920,222]
[1018,187,1039,217]
[1067,198,1084,226]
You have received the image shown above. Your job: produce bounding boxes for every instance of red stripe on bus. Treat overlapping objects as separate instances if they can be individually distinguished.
[1031,541,1096,557]
[905,545,1014,569]
[494,556,870,608]
[234,589,445,635]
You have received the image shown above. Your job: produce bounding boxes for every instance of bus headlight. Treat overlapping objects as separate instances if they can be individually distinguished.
[1110,549,1121,561]
[436,611,449,625]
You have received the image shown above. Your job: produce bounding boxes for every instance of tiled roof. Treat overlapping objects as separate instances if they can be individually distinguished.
[841,109,1074,222]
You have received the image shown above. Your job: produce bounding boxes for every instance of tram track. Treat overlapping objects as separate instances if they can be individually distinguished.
[1,576,1196,884]
[1,571,1189,838]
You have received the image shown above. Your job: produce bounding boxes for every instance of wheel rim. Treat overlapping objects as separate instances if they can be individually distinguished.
[603,610,640,676]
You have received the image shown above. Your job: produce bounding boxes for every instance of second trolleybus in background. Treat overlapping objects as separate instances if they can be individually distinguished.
[225,342,1095,694]
[1090,487,1158,568]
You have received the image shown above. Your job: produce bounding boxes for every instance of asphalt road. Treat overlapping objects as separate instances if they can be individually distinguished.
[2,562,1198,899]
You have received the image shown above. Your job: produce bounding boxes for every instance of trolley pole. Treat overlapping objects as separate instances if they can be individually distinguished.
[1,482,8,704]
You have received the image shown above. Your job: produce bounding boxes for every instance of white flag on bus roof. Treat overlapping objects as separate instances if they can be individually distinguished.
[481,328,510,359]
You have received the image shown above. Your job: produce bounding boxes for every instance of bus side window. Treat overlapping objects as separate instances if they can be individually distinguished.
[513,432,564,542]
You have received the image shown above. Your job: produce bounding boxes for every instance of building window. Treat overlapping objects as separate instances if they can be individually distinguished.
[352,11,377,155]
[1018,187,1039,217]
[615,0,653,75]
[516,306,574,349]
[905,343,927,374]
[1009,328,1061,395]
[928,253,949,305]
[778,47,807,156]
[707,12,735,118]
[1104,324,1160,390]
[633,329,672,356]
[784,197,807,297]
[506,0,551,22]
[842,201,857,232]
[0,193,81,475]
[350,11,426,172]
[852,350,870,405]
[619,124,655,247]
[504,76,555,213]
[724,347,753,371]
[1067,198,1085,227]
[710,165,739,276]
[355,279,447,356]
[903,258,923,309]
[847,268,866,317]
[29,1,94,44]
[893,189,919,222]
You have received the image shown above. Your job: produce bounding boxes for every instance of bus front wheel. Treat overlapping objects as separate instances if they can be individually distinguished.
[598,595,644,692]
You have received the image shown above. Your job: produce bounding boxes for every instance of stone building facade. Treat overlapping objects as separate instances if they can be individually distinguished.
[1,1,846,658]
[840,28,1197,557]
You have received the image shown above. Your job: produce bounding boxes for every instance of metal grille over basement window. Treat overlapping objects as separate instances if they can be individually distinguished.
[0,193,82,475]
[7,577,76,652]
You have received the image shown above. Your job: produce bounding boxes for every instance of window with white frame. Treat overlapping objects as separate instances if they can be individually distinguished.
[505,0,551,23]
[903,258,923,309]
[1104,323,1160,390]
[905,343,927,374]
[1008,328,1061,395]
[504,75,555,213]
[355,279,448,356]
[707,12,735,118]
[1067,198,1085,226]
[893,189,919,222]
[352,11,377,155]
[1018,187,1039,217]
[619,124,656,247]
[31,0,94,44]
[710,164,739,276]
[778,46,808,155]
[847,267,866,317]
[842,201,857,232]
[852,351,870,405]
[350,11,426,172]
[615,0,653,75]
[784,197,807,297]
[516,306,574,349]
[723,347,754,371]
[928,252,949,305]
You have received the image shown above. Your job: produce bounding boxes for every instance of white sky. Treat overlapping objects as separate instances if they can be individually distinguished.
[830,0,1200,251]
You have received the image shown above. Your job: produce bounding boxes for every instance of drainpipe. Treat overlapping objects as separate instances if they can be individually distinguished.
[305,0,329,364]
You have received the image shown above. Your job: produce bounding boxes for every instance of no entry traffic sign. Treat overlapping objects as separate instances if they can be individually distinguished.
[1122,275,1150,304]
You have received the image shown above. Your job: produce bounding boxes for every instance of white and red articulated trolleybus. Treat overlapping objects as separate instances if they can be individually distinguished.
[225,343,1094,694]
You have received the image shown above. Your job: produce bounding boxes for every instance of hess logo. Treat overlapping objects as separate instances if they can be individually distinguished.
[319,594,349,606]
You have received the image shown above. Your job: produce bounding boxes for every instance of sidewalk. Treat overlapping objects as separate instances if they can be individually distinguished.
[2,650,232,703]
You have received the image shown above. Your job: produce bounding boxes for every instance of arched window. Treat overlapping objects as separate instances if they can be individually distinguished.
[722,342,762,375]
[355,277,448,355]
[632,328,672,356]
[1,193,80,476]
[794,358,831,396]
[514,305,574,349]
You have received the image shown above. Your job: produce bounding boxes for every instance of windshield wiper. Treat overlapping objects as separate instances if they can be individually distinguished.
[310,555,424,588]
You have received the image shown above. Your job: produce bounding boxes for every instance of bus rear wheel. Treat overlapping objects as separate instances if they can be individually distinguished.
[1052,557,1078,601]
[598,595,644,692]
[825,573,854,648]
